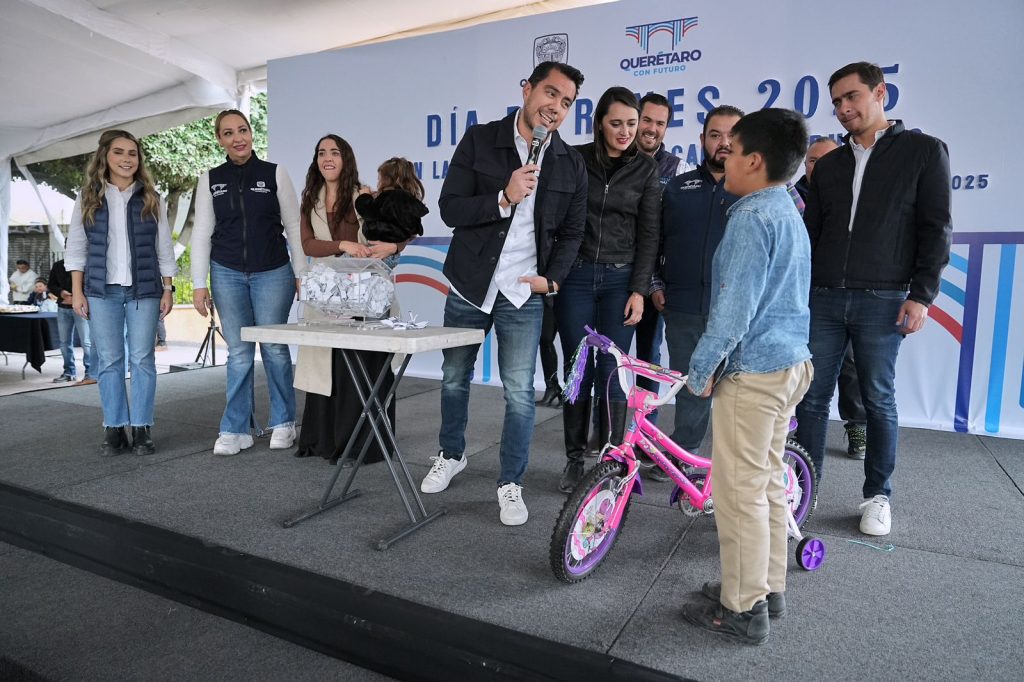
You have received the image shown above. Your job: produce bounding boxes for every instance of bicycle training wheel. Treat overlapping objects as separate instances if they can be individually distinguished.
[796,536,827,571]
[550,459,632,583]
[782,439,818,528]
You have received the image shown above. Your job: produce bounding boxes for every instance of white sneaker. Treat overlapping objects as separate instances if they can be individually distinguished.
[497,482,528,526]
[213,433,254,456]
[420,452,467,493]
[859,495,891,535]
[269,425,296,449]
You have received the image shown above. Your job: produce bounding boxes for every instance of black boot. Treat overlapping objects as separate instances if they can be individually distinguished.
[586,401,601,456]
[559,398,590,493]
[536,376,564,407]
[598,400,630,447]
[132,426,155,456]
[101,426,129,457]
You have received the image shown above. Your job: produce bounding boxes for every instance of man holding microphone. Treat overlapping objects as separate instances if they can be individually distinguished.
[418,61,588,527]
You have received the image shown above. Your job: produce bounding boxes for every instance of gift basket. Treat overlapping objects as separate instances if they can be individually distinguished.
[299,258,396,323]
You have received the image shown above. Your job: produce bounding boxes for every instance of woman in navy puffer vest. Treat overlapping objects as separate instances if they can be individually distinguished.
[66,129,177,457]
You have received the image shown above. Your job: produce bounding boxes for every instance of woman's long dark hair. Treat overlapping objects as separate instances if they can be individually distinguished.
[299,134,360,226]
[592,86,640,168]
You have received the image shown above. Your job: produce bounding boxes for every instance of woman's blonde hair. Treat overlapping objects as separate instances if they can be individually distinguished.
[377,157,425,200]
[79,129,160,226]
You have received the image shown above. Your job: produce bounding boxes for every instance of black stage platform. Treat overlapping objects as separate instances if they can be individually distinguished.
[1,366,1022,680]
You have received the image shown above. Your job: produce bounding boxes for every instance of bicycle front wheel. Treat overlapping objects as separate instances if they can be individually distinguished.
[550,459,633,583]
[783,439,818,528]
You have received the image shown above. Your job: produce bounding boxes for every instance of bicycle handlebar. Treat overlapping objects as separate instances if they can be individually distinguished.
[581,325,688,408]
[583,325,614,351]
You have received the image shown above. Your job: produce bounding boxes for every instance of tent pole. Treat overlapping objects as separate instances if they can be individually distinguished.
[14,158,65,260]
[238,83,253,121]
[0,158,11,302]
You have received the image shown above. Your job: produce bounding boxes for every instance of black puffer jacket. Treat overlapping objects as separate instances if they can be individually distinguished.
[574,143,661,295]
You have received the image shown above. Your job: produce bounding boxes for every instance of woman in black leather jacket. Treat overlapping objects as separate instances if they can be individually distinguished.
[555,86,661,492]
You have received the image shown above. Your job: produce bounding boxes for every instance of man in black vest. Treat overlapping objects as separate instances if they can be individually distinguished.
[418,61,588,526]
[636,93,691,183]
[797,62,951,536]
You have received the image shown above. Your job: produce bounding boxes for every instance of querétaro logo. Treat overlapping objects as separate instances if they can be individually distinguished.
[621,17,702,77]
[626,18,698,53]
[534,34,568,66]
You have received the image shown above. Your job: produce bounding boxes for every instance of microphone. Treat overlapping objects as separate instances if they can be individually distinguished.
[527,124,548,167]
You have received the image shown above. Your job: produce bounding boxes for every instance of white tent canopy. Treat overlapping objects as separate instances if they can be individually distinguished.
[0,0,611,297]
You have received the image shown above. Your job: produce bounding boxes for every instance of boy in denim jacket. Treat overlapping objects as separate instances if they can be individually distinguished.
[681,108,813,645]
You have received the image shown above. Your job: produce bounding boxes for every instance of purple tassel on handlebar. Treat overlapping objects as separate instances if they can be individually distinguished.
[562,336,591,404]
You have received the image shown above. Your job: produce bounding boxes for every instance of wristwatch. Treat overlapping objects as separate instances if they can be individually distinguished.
[163,284,175,293]
[545,278,557,297]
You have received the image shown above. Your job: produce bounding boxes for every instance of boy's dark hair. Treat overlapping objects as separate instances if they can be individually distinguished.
[527,61,584,99]
[638,93,671,121]
[731,108,808,182]
[828,62,885,91]
[15,259,29,265]
[702,105,744,137]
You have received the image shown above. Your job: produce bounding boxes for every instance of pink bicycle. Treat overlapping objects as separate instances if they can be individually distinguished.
[549,326,825,583]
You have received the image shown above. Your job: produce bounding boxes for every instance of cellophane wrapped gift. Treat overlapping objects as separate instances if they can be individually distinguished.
[300,258,395,322]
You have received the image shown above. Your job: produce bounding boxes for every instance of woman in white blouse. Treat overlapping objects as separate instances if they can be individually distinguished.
[190,109,305,456]
[67,129,176,457]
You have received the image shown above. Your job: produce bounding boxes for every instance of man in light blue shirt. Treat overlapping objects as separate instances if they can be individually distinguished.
[681,108,813,646]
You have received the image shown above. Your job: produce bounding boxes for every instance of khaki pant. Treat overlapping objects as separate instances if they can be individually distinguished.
[710,361,813,613]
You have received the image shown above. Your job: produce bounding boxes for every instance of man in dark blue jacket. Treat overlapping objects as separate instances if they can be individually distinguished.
[418,61,588,527]
[653,105,743,466]
[632,93,690,428]
[796,62,952,537]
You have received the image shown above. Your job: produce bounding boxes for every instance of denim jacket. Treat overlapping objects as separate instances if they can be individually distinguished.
[688,185,811,393]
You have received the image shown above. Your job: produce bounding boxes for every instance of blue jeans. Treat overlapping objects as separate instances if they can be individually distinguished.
[57,307,95,379]
[795,288,906,498]
[439,291,543,486]
[837,345,866,426]
[87,286,160,426]
[554,261,636,402]
[211,261,296,435]
[662,308,711,452]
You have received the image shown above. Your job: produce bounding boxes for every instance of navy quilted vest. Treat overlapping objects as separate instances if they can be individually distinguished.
[84,185,161,299]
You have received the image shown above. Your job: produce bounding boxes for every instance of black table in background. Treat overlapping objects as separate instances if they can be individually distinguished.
[0,312,61,376]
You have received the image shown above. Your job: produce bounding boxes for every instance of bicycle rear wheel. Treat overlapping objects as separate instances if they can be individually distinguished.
[783,439,818,528]
[550,459,633,583]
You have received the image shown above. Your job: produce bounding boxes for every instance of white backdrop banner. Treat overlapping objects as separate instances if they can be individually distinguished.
[269,0,1024,439]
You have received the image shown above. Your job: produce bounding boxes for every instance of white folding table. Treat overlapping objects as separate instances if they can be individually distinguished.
[241,323,484,549]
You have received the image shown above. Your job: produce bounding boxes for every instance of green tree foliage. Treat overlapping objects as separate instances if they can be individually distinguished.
[14,93,268,219]
[172,244,194,305]
[14,153,90,199]
[14,94,268,303]
[144,93,268,195]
